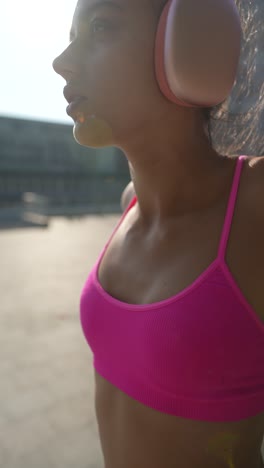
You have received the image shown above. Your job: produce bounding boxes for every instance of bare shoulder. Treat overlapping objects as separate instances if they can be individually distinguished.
[120,181,136,212]
[236,156,264,324]
[243,156,264,225]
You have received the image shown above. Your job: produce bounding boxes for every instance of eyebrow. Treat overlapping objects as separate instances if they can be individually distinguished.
[69,1,123,41]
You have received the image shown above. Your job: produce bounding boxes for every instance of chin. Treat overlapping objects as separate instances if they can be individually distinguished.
[72,116,114,148]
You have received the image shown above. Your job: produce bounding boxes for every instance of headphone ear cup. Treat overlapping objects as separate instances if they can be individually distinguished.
[154,0,242,108]
[155,0,193,107]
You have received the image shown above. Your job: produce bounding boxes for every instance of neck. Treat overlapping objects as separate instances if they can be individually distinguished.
[117,106,237,228]
[131,153,234,227]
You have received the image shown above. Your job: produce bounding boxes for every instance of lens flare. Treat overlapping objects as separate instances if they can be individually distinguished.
[76,112,85,124]
[206,431,239,468]
[73,114,114,148]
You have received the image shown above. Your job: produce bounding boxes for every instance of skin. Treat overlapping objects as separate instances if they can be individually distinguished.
[206,431,240,468]
[52,0,236,228]
[52,1,264,466]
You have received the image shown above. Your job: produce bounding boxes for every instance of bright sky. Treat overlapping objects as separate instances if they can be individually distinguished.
[0,0,77,124]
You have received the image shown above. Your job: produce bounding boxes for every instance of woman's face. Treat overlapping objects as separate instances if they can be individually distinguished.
[52,0,166,148]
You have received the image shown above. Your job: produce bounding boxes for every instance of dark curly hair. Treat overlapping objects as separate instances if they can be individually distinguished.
[151,0,264,156]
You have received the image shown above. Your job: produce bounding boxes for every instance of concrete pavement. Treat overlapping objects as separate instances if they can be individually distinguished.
[0,214,120,468]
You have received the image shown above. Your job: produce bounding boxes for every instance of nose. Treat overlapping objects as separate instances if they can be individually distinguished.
[52,45,77,80]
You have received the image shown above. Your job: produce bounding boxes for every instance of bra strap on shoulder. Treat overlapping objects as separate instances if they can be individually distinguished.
[217,155,247,261]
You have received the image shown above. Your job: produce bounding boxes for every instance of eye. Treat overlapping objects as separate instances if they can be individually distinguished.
[91,19,109,34]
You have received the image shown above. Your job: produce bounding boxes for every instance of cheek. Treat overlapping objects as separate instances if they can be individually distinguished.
[86,38,156,112]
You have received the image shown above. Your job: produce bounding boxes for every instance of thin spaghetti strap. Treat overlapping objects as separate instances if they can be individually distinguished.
[217,155,247,261]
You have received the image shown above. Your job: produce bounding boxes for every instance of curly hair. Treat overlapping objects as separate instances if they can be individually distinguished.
[151,0,264,156]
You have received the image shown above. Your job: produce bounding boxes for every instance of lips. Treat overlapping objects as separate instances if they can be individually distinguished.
[66,96,87,116]
[63,85,86,103]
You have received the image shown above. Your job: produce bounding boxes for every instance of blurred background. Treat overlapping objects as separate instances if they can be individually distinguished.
[0,0,263,467]
[0,1,128,467]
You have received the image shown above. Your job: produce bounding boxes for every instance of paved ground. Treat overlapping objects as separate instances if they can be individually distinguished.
[0,214,120,468]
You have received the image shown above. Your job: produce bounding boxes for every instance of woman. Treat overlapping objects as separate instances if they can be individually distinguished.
[52,0,264,467]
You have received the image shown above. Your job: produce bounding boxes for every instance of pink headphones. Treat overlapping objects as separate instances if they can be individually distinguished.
[155,0,242,108]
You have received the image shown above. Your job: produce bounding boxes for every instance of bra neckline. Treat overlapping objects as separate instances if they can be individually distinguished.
[93,249,221,310]
[93,156,246,311]
[93,251,264,332]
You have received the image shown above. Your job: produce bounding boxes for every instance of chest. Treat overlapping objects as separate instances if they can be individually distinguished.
[97,200,264,323]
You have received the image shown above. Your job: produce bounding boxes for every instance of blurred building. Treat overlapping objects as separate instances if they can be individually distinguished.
[0,116,130,217]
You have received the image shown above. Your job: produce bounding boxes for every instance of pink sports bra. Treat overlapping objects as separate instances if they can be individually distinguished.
[79,155,264,422]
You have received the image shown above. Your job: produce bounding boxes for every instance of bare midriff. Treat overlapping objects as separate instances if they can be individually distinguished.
[95,370,264,468]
